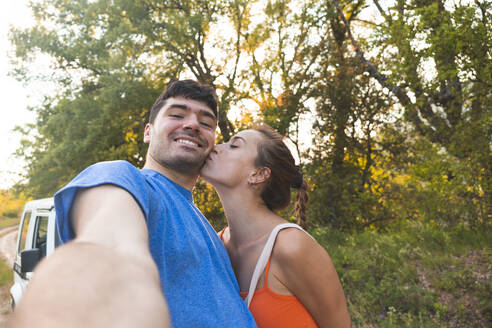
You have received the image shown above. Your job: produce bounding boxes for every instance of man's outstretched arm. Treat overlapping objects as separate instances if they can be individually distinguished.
[9,185,169,328]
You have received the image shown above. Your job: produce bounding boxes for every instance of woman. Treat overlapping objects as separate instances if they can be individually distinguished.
[201,124,351,327]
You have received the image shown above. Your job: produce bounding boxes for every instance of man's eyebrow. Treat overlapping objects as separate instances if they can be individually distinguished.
[167,104,189,111]
[200,109,217,121]
[167,104,217,121]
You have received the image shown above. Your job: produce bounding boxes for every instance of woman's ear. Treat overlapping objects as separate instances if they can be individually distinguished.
[248,167,271,185]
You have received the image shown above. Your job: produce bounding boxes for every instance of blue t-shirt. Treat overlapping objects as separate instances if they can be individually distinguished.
[55,160,257,328]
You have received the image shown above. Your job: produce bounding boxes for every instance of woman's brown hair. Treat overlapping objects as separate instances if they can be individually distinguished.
[253,124,309,228]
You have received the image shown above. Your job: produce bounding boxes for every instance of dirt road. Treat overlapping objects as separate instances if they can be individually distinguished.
[0,226,18,267]
[0,226,18,327]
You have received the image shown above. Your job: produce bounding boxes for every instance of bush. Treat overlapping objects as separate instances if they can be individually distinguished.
[311,221,491,327]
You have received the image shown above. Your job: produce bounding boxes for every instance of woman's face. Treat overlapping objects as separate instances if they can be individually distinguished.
[201,129,264,189]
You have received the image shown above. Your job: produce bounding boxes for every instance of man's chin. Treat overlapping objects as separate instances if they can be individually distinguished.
[165,157,206,176]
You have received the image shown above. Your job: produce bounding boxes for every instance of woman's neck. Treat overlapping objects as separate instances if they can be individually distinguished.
[215,185,285,249]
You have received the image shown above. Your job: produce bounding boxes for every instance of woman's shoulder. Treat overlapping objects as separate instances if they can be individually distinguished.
[271,226,337,289]
[273,226,323,263]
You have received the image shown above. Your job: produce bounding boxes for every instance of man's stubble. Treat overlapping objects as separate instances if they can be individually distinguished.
[148,134,211,177]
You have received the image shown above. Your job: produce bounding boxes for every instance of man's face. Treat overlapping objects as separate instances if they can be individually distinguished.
[144,97,217,176]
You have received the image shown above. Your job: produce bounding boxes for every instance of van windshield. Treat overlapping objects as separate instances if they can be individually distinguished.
[18,211,32,253]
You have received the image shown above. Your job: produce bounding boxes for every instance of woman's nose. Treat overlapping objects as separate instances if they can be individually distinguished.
[212,143,227,154]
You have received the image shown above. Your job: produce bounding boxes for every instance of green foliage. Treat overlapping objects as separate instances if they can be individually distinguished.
[306,108,488,230]
[0,259,12,293]
[9,0,490,230]
[0,218,22,230]
[0,190,30,219]
[312,222,491,327]
[5,3,492,326]
[369,0,491,223]
[11,0,262,197]
[193,179,226,231]
[0,257,13,307]
[375,127,487,228]
[307,72,394,229]
[17,76,157,198]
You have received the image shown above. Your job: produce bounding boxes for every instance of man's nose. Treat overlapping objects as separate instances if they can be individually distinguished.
[182,115,200,131]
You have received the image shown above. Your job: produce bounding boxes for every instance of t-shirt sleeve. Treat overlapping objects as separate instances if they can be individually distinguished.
[54,160,150,244]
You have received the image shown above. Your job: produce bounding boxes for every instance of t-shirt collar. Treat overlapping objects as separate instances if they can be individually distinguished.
[141,169,194,203]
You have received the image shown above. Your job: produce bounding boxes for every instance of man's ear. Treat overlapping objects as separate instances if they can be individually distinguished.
[248,167,271,185]
[143,123,151,143]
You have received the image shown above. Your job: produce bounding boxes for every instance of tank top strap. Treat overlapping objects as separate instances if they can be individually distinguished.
[245,223,313,308]
[263,258,272,289]
[218,226,227,240]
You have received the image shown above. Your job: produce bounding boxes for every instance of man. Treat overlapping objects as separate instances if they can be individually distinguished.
[10,80,257,328]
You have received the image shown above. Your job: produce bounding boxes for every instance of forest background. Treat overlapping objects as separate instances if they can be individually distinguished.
[1,0,490,326]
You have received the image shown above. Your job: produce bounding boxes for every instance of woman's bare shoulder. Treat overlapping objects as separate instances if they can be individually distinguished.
[273,227,330,265]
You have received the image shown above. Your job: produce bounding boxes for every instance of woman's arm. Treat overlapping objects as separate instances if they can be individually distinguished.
[273,229,351,328]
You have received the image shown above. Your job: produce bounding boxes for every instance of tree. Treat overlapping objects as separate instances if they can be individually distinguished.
[11,0,487,229]
[0,190,30,219]
[334,0,491,224]
[244,0,322,156]
[10,0,258,198]
[293,0,395,229]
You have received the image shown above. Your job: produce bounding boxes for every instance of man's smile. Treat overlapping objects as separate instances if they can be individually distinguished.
[174,136,204,148]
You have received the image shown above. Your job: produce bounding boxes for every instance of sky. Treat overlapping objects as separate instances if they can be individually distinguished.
[0,0,37,189]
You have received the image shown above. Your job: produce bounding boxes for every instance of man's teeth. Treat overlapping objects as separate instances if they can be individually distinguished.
[177,139,198,147]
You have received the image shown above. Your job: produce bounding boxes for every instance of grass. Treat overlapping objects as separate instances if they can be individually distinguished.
[0,251,13,315]
[0,217,18,315]
[0,217,488,326]
[0,218,20,231]
[0,260,11,289]
[0,259,12,292]
[312,221,491,327]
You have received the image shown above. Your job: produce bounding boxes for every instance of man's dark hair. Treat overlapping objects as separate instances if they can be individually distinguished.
[148,80,218,124]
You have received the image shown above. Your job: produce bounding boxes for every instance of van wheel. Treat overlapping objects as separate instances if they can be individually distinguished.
[10,297,15,310]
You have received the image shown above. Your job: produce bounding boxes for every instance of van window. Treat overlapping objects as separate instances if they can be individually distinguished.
[33,216,49,258]
[18,211,33,253]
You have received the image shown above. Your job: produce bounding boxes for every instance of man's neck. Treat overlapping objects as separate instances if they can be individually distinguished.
[143,158,198,191]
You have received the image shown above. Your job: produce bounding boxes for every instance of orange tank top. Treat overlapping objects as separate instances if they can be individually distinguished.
[219,227,318,328]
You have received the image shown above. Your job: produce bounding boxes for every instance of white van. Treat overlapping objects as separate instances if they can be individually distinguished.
[10,198,61,308]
